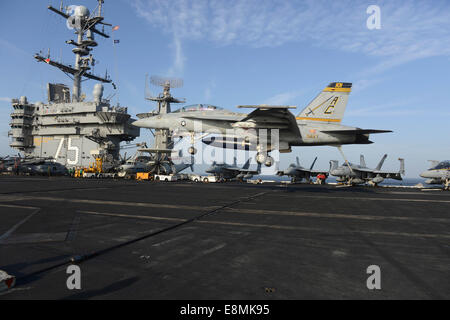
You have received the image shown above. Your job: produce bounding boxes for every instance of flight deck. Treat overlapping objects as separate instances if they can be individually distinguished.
[0,176,448,299]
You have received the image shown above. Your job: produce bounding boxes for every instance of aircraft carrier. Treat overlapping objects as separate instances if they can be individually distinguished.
[1,1,448,302]
[8,2,139,168]
[0,176,448,300]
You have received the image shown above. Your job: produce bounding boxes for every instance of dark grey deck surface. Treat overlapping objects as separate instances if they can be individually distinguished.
[0,176,448,299]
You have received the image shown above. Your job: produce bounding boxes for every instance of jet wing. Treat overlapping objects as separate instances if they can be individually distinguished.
[322,129,392,134]
[290,168,329,176]
[138,148,173,154]
[353,168,374,173]
[237,168,259,173]
[309,169,329,175]
[235,105,301,137]
[373,170,402,177]
[219,166,242,172]
[182,114,246,122]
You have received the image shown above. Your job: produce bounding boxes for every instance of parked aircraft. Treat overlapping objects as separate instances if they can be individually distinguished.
[119,153,193,175]
[420,160,450,190]
[277,156,328,183]
[0,156,67,175]
[330,154,404,186]
[205,157,261,181]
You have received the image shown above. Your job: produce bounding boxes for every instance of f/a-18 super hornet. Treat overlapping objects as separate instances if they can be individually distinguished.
[330,154,405,186]
[118,143,194,175]
[132,82,391,167]
[277,156,328,183]
[420,160,450,190]
[205,157,261,181]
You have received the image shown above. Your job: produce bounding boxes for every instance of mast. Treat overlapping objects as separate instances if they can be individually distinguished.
[145,76,185,150]
[145,75,185,114]
[35,0,113,102]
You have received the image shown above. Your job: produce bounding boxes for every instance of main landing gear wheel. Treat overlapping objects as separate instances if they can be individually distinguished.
[188,147,197,155]
[265,157,274,167]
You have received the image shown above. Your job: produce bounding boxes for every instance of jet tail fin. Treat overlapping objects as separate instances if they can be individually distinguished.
[242,158,251,170]
[297,82,352,123]
[375,154,387,171]
[310,157,318,170]
[330,160,339,172]
[256,162,262,174]
[398,158,405,175]
[360,155,366,168]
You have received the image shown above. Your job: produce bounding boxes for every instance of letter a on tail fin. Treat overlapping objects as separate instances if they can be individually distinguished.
[297,82,352,123]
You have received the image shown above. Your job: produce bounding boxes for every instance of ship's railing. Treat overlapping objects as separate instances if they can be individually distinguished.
[110,106,128,114]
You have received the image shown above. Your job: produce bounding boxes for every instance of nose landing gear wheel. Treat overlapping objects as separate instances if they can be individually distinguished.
[188,147,197,155]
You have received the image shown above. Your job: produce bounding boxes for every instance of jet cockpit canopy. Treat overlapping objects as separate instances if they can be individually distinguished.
[432,161,450,170]
[174,104,223,113]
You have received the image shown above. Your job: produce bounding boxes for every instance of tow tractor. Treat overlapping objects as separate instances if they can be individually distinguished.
[75,154,118,179]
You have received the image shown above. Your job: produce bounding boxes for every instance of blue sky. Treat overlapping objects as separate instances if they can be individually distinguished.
[1,0,449,177]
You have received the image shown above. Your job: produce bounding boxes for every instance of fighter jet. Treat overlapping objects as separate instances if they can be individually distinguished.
[205,157,261,181]
[1,156,68,175]
[132,83,391,167]
[277,156,328,183]
[119,153,194,175]
[420,160,450,190]
[118,155,153,174]
[0,156,15,172]
[330,154,404,186]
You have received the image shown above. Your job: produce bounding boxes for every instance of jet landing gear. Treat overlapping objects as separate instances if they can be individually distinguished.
[188,133,197,155]
[187,133,211,155]
[256,153,274,167]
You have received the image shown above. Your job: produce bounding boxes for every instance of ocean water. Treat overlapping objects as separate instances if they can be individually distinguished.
[251,175,427,187]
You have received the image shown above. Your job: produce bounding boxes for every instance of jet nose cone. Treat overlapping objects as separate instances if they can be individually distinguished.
[419,171,430,178]
[132,119,145,128]
[133,116,164,129]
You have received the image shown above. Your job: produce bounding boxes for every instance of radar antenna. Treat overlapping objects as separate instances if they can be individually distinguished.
[145,74,186,114]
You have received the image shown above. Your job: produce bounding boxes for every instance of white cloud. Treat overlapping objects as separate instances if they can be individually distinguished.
[204,79,216,102]
[0,97,11,102]
[352,79,384,94]
[132,0,450,74]
[346,99,421,117]
[263,90,305,106]
[167,36,186,76]
[0,38,29,57]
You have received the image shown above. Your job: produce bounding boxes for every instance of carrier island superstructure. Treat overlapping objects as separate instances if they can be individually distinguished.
[9,1,139,168]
